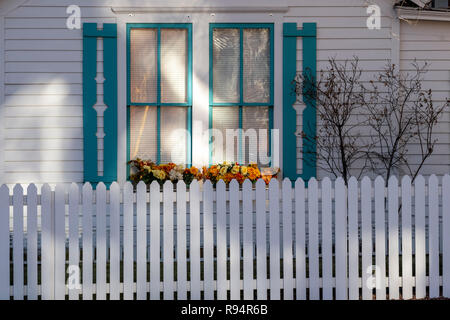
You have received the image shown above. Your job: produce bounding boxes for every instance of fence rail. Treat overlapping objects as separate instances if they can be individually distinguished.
[0,175,450,300]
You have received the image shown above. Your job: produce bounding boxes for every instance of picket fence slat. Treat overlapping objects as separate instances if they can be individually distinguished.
[321,178,333,300]
[54,185,66,300]
[13,184,24,300]
[123,182,134,300]
[136,181,147,300]
[0,185,9,300]
[176,181,187,300]
[308,178,320,300]
[230,180,240,300]
[428,175,440,298]
[150,181,160,300]
[361,177,372,300]
[256,180,267,300]
[388,177,400,300]
[203,181,214,300]
[335,178,347,300]
[189,180,201,300]
[415,176,426,299]
[109,182,120,300]
[282,179,293,300]
[216,181,227,300]
[269,179,280,300]
[68,184,80,300]
[96,183,107,300]
[443,175,450,297]
[41,184,54,300]
[1,175,450,301]
[401,176,413,300]
[348,177,359,300]
[243,180,254,300]
[163,181,175,300]
[27,184,38,300]
[375,177,386,300]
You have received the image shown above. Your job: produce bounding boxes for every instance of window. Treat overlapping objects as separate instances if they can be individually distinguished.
[209,24,274,166]
[127,24,192,173]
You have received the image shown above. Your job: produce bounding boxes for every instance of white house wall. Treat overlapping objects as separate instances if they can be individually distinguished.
[0,0,448,184]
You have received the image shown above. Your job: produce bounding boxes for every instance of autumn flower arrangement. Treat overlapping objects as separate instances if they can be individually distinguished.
[128,159,279,187]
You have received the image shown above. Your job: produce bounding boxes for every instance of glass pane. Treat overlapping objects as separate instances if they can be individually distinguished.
[161,29,188,103]
[130,29,158,103]
[160,107,188,164]
[213,28,240,104]
[243,28,270,103]
[129,106,157,161]
[212,106,239,163]
[242,106,270,166]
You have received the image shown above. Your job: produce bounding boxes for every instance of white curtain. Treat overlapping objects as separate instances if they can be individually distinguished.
[160,107,187,164]
[129,106,157,161]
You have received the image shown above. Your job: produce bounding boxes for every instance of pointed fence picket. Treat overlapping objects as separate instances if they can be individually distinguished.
[0,175,449,300]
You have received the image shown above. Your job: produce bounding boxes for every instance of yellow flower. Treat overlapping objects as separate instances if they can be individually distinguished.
[219,166,227,175]
[152,169,166,180]
[240,166,248,175]
[231,165,239,174]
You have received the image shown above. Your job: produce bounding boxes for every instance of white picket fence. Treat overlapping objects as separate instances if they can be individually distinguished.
[1,175,450,300]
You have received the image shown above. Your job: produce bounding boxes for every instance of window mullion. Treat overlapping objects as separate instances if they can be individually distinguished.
[157,28,161,164]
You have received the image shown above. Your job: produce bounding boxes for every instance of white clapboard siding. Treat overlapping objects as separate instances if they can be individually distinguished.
[348,177,359,300]
[1,176,450,300]
[26,184,38,300]
[203,181,214,300]
[0,185,10,300]
[308,178,320,300]
[295,179,306,300]
[269,179,280,300]
[401,176,413,300]
[163,181,174,300]
[321,177,333,300]
[388,176,400,300]
[230,180,241,300]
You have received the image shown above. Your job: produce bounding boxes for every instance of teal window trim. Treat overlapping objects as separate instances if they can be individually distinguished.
[126,23,193,179]
[208,23,274,166]
[283,22,317,183]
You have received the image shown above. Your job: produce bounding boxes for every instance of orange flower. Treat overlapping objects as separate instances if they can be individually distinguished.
[189,166,199,175]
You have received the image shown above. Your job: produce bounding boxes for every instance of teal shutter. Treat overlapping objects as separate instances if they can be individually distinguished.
[283,22,317,182]
[83,23,117,184]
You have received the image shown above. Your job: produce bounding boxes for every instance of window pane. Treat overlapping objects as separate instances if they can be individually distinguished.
[160,107,188,164]
[161,29,188,103]
[213,29,240,103]
[212,106,239,163]
[129,106,157,161]
[130,29,157,103]
[242,106,270,166]
[243,28,270,103]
